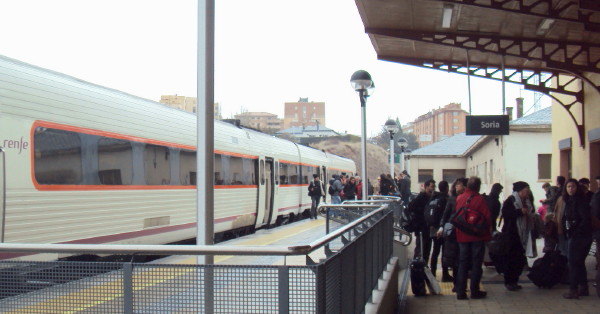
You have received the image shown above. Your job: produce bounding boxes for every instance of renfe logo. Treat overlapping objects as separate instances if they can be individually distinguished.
[3,137,29,154]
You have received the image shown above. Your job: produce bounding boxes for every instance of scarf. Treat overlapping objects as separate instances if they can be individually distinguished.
[513,191,535,251]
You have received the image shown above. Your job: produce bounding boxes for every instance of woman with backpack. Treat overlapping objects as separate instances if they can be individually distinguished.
[500,181,534,292]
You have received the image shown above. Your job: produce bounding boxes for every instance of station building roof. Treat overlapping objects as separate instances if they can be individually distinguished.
[409,132,481,157]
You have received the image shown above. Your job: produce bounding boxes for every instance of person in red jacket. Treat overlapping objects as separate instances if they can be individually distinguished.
[454,176,492,300]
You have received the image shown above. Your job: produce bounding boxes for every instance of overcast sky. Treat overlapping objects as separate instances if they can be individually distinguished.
[0,0,548,136]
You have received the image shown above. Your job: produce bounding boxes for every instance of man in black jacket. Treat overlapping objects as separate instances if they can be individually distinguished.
[308,174,324,219]
[412,179,436,263]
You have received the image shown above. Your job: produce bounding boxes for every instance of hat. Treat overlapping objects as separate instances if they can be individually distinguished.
[402,170,408,175]
[312,174,319,178]
[512,181,529,192]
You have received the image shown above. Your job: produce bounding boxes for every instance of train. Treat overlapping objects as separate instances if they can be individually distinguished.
[0,55,355,260]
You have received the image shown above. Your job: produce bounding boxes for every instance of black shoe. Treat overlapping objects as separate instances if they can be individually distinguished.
[452,286,456,293]
[505,283,519,291]
[457,293,468,300]
[442,274,454,282]
[471,291,487,299]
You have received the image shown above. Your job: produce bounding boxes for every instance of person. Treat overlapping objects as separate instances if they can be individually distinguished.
[595,175,600,193]
[545,176,565,214]
[428,180,449,279]
[379,174,393,196]
[438,177,468,287]
[561,179,593,299]
[307,174,324,220]
[538,182,552,222]
[355,176,363,200]
[343,176,357,201]
[485,183,504,231]
[386,174,397,195]
[330,175,344,205]
[579,178,594,205]
[454,176,491,300]
[399,170,412,204]
[367,179,374,196]
[500,181,535,291]
[411,179,436,264]
[590,178,600,297]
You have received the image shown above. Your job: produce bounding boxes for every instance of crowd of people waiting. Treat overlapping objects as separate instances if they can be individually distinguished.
[404,174,600,300]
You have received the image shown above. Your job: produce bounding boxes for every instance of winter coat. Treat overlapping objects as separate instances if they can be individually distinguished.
[561,195,592,239]
[454,189,492,243]
[343,182,356,200]
[308,180,324,197]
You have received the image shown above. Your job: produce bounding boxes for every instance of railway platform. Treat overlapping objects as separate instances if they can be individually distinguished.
[402,239,599,314]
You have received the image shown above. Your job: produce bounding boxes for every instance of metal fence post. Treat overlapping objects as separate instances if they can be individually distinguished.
[123,263,133,314]
[278,266,290,314]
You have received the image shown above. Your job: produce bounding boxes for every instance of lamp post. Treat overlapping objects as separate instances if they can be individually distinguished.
[398,137,408,173]
[350,70,374,200]
[384,119,399,178]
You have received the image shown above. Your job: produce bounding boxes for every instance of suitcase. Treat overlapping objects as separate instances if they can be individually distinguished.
[410,256,427,296]
[527,249,567,288]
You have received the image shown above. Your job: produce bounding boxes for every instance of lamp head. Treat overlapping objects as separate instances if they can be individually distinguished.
[350,70,373,92]
[384,119,399,134]
[398,137,408,149]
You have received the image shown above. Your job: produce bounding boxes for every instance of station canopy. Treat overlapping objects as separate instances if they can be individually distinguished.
[354,0,600,145]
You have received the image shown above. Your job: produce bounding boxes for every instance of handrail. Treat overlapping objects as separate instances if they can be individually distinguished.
[394,227,412,246]
[0,205,390,257]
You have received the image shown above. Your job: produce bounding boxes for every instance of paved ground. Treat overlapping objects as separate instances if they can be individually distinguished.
[404,240,599,314]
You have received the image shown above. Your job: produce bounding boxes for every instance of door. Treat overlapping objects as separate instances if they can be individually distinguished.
[255,157,275,227]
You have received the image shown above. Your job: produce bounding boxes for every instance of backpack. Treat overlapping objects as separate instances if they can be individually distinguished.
[451,195,489,237]
[423,195,443,226]
[328,185,335,196]
[400,198,419,232]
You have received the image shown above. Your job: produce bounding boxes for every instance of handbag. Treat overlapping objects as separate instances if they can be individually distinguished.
[451,195,489,237]
[487,231,510,256]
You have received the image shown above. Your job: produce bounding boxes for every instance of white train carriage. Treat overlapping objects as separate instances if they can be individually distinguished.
[0,55,355,260]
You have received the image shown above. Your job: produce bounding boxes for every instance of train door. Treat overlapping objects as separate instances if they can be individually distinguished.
[255,157,275,228]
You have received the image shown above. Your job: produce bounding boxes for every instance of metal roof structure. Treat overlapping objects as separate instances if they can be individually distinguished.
[354,0,600,146]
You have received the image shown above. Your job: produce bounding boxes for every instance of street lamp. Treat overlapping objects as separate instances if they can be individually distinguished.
[404,148,412,175]
[398,137,408,173]
[384,119,399,178]
[350,70,374,200]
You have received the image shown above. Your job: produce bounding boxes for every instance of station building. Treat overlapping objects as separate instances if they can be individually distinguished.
[408,107,552,202]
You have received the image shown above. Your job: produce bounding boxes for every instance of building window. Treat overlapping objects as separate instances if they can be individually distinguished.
[453,126,459,130]
[453,112,459,116]
[418,169,434,183]
[442,169,466,184]
[180,149,197,185]
[538,154,552,180]
[453,118,458,123]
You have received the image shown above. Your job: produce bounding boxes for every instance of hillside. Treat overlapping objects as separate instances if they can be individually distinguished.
[309,138,401,184]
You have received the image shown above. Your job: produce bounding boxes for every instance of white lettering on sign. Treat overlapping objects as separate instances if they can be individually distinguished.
[481,121,500,129]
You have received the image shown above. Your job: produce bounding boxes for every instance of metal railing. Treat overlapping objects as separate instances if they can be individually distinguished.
[0,204,395,313]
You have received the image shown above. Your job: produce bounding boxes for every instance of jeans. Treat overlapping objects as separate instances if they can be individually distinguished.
[310,196,321,219]
[414,231,432,263]
[457,241,485,294]
[331,195,342,205]
[567,237,593,290]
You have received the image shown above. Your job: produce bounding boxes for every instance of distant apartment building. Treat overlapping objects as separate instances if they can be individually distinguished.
[159,95,222,120]
[409,103,468,147]
[283,98,326,129]
[234,112,283,132]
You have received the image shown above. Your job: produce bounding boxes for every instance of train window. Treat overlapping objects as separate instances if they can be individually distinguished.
[34,127,83,184]
[98,137,133,185]
[242,158,256,185]
[180,150,196,185]
[214,154,224,185]
[144,144,171,185]
[288,164,299,184]
[260,159,265,185]
[230,157,244,185]
[279,163,288,184]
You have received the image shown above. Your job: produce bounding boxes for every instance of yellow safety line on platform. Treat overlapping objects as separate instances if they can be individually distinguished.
[407,270,484,297]
[7,219,326,313]
[179,218,325,264]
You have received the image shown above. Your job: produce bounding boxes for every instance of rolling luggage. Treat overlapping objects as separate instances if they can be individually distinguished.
[410,233,441,296]
[527,249,567,288]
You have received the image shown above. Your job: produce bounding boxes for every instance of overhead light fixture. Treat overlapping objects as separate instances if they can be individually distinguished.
[536,18,555,35]
[442,4,453,29]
